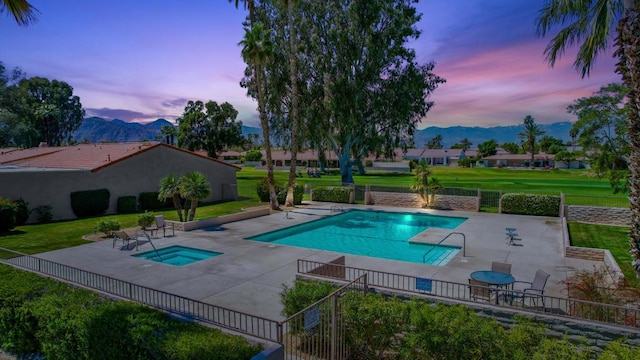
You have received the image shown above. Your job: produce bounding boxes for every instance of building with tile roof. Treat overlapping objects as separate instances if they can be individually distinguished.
[0,142,240,222]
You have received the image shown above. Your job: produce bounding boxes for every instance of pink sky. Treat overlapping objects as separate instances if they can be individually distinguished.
[0,0,621,129]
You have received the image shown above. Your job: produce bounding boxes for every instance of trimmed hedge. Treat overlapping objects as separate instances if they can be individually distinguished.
[311,186,353,203]
[0,198,17,233]
[139,192,171,211]
[70,189,110,218]
[501,193,561,216]
[116,196,137,214]
[12,198,30,226]
[0,264,262,359]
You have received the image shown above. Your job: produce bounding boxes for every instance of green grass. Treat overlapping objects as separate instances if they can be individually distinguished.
[567,221,637,288]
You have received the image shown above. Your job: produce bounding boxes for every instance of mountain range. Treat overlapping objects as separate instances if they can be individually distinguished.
[72,117,574,148]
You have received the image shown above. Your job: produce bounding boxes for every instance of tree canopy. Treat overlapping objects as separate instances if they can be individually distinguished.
[518,115,545,166]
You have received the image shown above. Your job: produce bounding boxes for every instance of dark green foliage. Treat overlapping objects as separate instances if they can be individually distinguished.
[139,191,171,211]
[311,186,352,203]
[12,198,30,226]
[137,211,155,228]
[116,196,137,214]
[33,205,53,223]
[280,280,338,317]
[458,157,475,168]
[0,198,17,232]
[0,264,262,359]
[256,177,282,203]
[96,219,120,237]
[277,184,304,205]
[245,149,263,162]
[70,189,110,218]
[501,193,561,216]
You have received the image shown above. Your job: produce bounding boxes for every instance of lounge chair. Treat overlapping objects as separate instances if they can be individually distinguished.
[155,215,175,237]
[468,278,492,302]
[510,269,550,307]
[113,230,139,250]
[491,261,512,274]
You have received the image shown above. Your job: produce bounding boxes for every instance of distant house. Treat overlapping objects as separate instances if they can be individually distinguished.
[401,148,473,167]
[0,142,240,222]
[482,153,555,168]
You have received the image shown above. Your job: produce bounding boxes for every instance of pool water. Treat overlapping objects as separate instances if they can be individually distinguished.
[133,245,222,266]
[247,210,466,265]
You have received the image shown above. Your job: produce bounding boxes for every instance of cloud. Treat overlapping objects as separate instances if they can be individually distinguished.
[161,98,190,108]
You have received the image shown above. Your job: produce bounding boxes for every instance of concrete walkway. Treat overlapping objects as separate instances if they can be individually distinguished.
[33,203,602,321]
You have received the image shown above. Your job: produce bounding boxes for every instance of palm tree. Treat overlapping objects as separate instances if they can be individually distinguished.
[179,171,211,221]
[536,0,640,272]
[240,22,279,210]
[518,115,545,167]
[410,161,434,208]
[1,0,38,25]
[460,138,472,151]
[160,125,177,145]
[158,173,184,222]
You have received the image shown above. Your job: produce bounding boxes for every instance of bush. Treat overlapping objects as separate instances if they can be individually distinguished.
[116,196,137,214]
[96,219,121,237]
[70,189,110,218]
[34,205,53,223]
[501,193,561,216]
[139,192,171,211]
[137,211,155,228]
[12,198,30,226]
[280,280,338,317]
[256,177,282,203]
[277,184,304,205]
[311,186,352,203]
[365,160,373,167]
[0,198,17,233]
[245,149,263,162]
[458,157,475,168]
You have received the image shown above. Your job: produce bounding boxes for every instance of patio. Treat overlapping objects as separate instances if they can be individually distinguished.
[32,203,603,321]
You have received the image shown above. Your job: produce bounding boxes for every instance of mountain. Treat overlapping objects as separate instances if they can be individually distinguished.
[73,117,174,143]
[413,122,574,148]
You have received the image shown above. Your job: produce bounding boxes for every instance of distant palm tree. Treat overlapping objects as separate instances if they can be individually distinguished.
[518,115,545,167]
[1,0,38,25]
[160,125,177,145]
[240,22,279,210]
[536,0,640,271]
[460,138,472,151]
[179,171,211,221]
[158,173,184,222]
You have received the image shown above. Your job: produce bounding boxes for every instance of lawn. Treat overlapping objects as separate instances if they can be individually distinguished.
[567,221,637,288]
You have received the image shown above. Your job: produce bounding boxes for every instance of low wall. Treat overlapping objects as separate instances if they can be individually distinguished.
[432,194,480,212]
[170,207,271,231]
[367,191,480,212]
[565,205,631,226]
[565,246,625,287]
[308,256,346,280]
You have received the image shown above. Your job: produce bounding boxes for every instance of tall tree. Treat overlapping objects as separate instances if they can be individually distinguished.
[179,171,211,222]
[536,0,640,272]
[1,0,38,25]
[239,22,279,210]
[158,174,185,222]
[283,0,300,208]
[477,139,498,157]
[176,100,243,159]
[160,125,177,145]
[518,115,546,167]
[460,138,472,151]
[426,135,444,149]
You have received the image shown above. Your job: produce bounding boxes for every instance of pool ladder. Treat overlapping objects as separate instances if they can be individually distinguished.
[422,232,466,264]
[141,232,163,261]
[330,205,344,213]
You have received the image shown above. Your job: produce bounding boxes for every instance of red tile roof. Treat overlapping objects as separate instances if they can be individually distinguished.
[0,142,240,171]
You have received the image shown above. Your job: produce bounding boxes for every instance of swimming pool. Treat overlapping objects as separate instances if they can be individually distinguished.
[247,210,467,265]
[133,245,222,266]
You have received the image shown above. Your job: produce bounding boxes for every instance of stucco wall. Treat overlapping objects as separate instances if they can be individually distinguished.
[0,146,239,222]
[367,191,479,212]
[565,205,631,226]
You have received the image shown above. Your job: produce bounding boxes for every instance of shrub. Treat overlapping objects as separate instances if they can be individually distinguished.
[96,219,121,237]
[116,196,137,214]
[0,197,17,233]
[365,160,373,167]
[311,186,352,203]
[12,198,30,226]
[458,157,475,168]
[501,193,561,216]
[34,205,53,223]
[277,184,304,205]
[137,211,155,228]
[70,188,110,218]
[245,149,263,162]
[280,280,338,317]
[139,192,171,211]
[256,177,282,203]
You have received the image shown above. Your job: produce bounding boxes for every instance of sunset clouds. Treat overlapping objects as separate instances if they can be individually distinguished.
[1,0,621,128]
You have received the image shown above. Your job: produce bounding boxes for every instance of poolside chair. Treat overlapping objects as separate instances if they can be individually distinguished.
[155,215,175,237]
[468,278,492,302]
[491,261,512,274]
[510,269,550,308]
[113,230,139,250]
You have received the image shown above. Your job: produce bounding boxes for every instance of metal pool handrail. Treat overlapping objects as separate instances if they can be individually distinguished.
[422,232,466,263]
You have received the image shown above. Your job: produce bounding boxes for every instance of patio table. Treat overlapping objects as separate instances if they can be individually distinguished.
[470,270,515,304]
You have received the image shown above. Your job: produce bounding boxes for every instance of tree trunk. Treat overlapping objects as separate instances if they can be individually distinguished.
[285,0,300,208]
[172,194,183,222]
[338,151,354,185]
[189,200,198,221]
[617,4,640,273]
[255,59,279,210]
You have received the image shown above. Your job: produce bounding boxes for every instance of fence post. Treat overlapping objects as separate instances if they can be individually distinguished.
[498,191,503,214]
[331,294,338,360]
[560,192,565,218]
[477,189,481,212]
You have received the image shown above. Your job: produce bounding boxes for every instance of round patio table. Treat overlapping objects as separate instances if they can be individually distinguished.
[470,270,515,304]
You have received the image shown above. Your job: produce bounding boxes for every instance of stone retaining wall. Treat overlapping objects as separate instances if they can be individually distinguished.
[565,205,631,226]
[565,246,625,287]
[368,191,479,212]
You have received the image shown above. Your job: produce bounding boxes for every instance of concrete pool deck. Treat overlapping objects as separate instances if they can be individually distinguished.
[33,203,602,321]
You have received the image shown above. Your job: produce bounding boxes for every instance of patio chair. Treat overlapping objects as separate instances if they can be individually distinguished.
[491,261,512,274]
[510,269,550,307]
[113,230,138,250]
[469,278,492,302]
[155,215,175,237]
